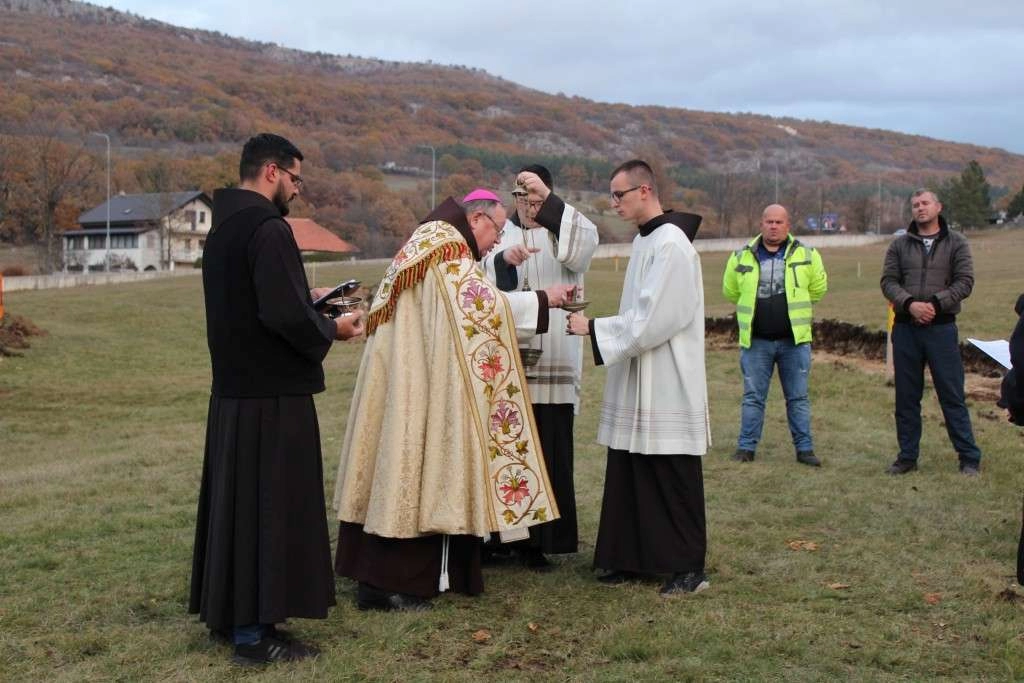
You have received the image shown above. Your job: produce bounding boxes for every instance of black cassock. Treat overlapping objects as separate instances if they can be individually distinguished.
[593,450,707,575]
[521,404,578,554]
[189,189,337,631]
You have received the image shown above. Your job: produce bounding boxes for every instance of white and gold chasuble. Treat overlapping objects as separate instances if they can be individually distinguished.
[334,219,558,539]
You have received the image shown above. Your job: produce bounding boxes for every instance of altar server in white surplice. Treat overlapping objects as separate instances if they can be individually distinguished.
[482,164,598,569]
[567,159,711,597]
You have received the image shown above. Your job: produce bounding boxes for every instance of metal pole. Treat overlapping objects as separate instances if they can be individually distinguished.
[418,144,436,209]
[877,177,882,234]
[90,132,111,271]
[774,163,779,203]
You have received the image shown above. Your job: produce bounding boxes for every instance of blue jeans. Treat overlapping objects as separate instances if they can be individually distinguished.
[738,338,813,452]
[233,624,265,645]
[892,322,981,463]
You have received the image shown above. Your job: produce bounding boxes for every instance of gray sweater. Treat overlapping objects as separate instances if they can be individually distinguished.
[880,216,974,322]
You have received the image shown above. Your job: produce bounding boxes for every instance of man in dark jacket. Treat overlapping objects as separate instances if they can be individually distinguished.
[996,295,1024,584]
[189,133,364,664]
[880,188,982,476]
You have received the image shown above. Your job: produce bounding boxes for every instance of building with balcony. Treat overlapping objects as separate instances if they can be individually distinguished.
[63,191,213,272]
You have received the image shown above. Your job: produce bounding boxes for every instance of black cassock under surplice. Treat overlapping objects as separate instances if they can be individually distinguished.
[593,449,706,575]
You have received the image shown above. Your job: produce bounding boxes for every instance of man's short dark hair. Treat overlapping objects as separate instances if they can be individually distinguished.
[517,164,553,191]
[610,159,657,196]
[912,187,940,203]
[239,133,304,183]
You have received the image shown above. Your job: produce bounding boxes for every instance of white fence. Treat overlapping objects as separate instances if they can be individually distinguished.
[594,233,889,259]
[3,268,201,292]
[5,233,890,292]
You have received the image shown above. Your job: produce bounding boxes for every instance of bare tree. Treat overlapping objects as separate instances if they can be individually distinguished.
[135,156,182,269]
[845,195,873,233]
[709,172,734,238]
[0,135,15,243]
[734,173,775,235]
[7,131,96,271]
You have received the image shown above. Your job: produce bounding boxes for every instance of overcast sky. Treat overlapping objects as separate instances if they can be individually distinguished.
[105,0,1024,154]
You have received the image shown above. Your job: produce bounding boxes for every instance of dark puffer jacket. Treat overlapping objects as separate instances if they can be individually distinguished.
[880,215,974,324]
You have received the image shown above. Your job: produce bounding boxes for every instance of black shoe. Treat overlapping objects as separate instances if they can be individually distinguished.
[232,637,319,666]
[211,624,294,645]
[732,449,755,463]
[520,548,554,572]
[886,459,918,475]
[481,545,516,565]
[959,461,981,476]
[356,582,432,612]
[597,570,640,585]
[796,450,822,467]
[660,571,710,596]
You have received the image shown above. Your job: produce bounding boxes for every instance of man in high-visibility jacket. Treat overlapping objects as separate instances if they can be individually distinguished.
[722,204,828,466]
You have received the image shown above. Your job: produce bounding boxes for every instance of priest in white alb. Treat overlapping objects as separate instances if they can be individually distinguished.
[333,189,576,611]
[481,164,598,569]
[567,159,711,597]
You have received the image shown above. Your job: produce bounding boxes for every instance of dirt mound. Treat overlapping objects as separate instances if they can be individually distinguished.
[0,314,47,357]
[707,315,1004,378]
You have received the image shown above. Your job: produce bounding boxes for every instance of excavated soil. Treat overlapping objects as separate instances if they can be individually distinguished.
[0,314,47,357]
[706,315,1004,404]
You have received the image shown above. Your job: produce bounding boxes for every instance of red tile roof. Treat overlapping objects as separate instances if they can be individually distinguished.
[286,218,360,253]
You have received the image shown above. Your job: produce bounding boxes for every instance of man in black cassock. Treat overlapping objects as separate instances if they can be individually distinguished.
[189,133,364,665]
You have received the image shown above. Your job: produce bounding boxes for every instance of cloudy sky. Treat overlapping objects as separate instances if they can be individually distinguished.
[105,0,1024,153]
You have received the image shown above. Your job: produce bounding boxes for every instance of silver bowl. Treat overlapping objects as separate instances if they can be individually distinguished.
[561,300,590,313]
[325,296,363,318]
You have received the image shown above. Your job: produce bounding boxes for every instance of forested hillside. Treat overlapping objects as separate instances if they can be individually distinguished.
[2,0,1023,265]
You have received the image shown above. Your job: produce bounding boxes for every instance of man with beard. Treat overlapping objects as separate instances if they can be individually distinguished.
[334,189,575,611]
[567,159,710,596]
[190,133,364,664]
[481,165,599,569]
[881,188,982,476]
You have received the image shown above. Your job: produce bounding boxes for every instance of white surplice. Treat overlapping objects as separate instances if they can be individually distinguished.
[482,197,598,410]
[593,222,710,456]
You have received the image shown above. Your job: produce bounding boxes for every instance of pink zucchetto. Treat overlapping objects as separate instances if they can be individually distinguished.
[461,188,503,204]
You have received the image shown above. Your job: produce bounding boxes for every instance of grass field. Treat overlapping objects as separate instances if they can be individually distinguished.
[3,229,1024,681]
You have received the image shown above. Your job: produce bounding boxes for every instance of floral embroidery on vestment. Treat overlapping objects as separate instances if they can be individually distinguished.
[370,219,557,533]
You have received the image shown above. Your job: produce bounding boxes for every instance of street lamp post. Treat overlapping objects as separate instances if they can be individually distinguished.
[418,144,436,209]
[90,132,111,272]
[877,177,883,234]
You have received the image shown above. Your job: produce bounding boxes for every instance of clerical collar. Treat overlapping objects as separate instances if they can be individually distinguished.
[422,197,480,260]
[638,209,703,241]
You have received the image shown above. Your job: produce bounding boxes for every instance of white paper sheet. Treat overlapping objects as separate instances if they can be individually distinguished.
[967,338,1011,369]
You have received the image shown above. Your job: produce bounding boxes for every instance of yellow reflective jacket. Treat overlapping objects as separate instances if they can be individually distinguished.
[722,235,827,348]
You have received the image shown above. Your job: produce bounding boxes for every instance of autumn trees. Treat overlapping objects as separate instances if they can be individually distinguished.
[0,132,96,271]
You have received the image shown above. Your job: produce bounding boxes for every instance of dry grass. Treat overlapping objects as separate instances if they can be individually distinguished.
[2,228,1024,680]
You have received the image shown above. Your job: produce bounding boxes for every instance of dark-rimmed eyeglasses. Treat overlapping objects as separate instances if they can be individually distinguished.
[273,164,304,189]
[479,212,502,235]
[515,196,544,210]
[611,185,642,202]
